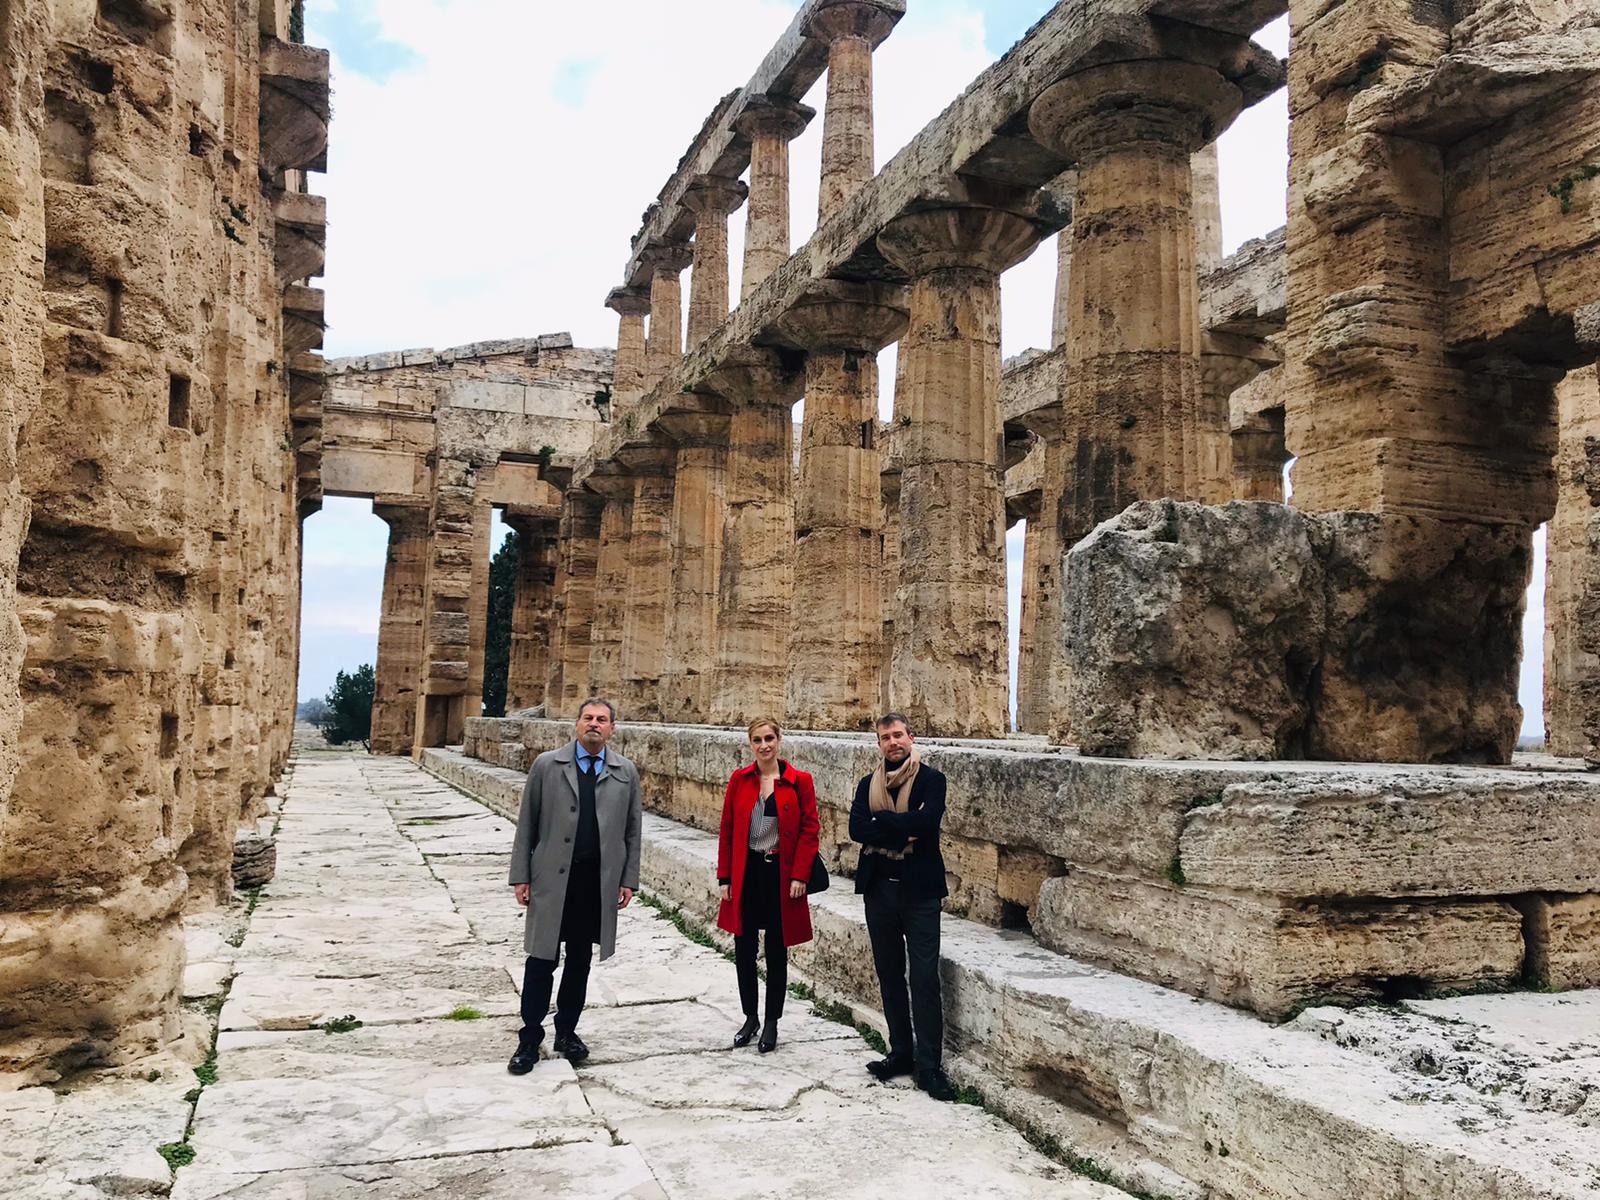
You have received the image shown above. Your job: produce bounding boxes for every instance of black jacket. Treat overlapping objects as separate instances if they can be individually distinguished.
[849,763,948,901]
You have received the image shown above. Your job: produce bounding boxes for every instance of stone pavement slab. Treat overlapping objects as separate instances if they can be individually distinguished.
[171,1144,667,1199]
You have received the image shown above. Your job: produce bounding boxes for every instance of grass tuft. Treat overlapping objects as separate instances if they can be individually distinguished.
[320,1014,363,1034]
[445,1006,485,1021]
[158,1142,196,1171]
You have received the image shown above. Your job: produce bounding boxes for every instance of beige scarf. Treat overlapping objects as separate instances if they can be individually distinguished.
[864,747,921,861]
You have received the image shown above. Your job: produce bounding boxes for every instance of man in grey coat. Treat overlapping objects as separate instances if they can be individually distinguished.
[507,697,642,1073]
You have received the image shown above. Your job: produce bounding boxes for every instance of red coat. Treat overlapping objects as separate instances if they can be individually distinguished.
[717,760,820,947]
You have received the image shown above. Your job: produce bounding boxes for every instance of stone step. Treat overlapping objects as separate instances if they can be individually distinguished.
[424,746,1600,1200]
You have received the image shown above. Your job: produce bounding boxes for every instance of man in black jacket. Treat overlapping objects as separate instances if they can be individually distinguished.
[849,712,956,1101]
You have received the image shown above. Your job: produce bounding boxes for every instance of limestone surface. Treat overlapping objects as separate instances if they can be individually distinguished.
[1065,500,1532,763]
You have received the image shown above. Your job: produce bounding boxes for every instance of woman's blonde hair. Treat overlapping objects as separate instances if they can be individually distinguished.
[746,716,782,741]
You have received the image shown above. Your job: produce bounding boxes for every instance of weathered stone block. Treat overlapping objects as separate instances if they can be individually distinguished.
[1064,502,1532,763]
[1035,870,1526,1017]
[231,832,276,890]
[1064,501,1324,760]
[1313,512,1530,763]
[1520,894,1600,990]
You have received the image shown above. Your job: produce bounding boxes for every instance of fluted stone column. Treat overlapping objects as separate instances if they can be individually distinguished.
[877,205,1041,738]
[371,503,429,755]
[659,405,731,723]
[706,355,802,725]
[606,287,651,412]
[503,514,558,713]
[1049,229,1073,350]
[806,0,899,223]
[1192,141,1223,274]
[553,491,603,717]
[1544,366,1600,758]
[586,468,636,707]
[778,282,907,729]
[733,96,814,299]
[619,447,677,720]
[1014,406,1065,734]
[684,176,748,349]
[1029,61,1243,549]
[642,243,693,392]
[414,468,490,750]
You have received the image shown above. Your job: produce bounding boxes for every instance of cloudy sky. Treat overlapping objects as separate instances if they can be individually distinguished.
[296,0,1548,737]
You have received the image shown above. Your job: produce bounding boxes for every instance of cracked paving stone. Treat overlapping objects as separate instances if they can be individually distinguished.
[170,1144,668,1199]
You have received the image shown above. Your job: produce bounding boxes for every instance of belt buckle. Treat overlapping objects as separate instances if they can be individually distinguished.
[762,851,778,863]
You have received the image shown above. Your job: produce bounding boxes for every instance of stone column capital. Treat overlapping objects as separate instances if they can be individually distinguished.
[682,174,749,217]
[732,94,816,144]
[777,280,908,352]
[613,442,677,476]
[605,286,651,317]
[1029,61,1244,161]
[802,0,901,48]
[637,241,694,276]
[702,347,806,408]
[656,406,733,447]
[373,501,430,534]
[877,206,1042,277]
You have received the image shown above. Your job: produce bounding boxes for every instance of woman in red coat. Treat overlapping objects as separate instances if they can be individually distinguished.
[717,716,820,1053]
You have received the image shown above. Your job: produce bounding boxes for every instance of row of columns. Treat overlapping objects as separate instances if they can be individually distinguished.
[389,11,1277,742]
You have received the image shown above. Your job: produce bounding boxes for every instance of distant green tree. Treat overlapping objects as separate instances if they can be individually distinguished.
[482,530,520,718]
[297,697,331,727]
[323,664,375,746]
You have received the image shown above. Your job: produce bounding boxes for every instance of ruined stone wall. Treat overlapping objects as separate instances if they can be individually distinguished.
[0,0,325,1083]
[322,337,612,751]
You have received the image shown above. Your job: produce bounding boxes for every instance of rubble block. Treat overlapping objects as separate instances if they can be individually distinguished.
[231,832,276,891]
[1313,512,1531,764]
[1064,500,1531,763]
[1063,501,1324,760]
[452,724,1600,1019]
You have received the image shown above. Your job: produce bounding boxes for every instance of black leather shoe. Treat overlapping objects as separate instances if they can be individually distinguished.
[865,1054,914,1081]
[916,1067,958,1102]
[507,1039,540,1075]
[552,1031,590,1063]
[757,1019,779,1053]
[733,1016,760,1048]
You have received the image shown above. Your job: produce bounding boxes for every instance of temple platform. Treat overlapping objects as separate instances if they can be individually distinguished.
[425,740,1600,1200]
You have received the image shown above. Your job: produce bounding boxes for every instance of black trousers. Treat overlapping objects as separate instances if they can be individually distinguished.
[864,877,943,1072]
[520,857,601,1044]
[734,852,787,1022]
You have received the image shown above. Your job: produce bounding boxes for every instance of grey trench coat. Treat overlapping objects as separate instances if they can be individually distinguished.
[508,742,642,962]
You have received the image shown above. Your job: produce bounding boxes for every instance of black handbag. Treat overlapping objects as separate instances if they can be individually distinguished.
[806,853,830,895]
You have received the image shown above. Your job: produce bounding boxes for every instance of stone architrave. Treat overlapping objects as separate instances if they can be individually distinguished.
[605,287,651,412]
[683,175,748,349]
[1029,59,1246,545]
[641,242,693,393]
[704,352,803,725]
[804,0,899,223]
[732,96,814,300]
[658,402,732,723]
[371,503,430,754]
[877,204,1042,738]
[618,446,677,721]
[503,513,559,713]
[778,282,908,730]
